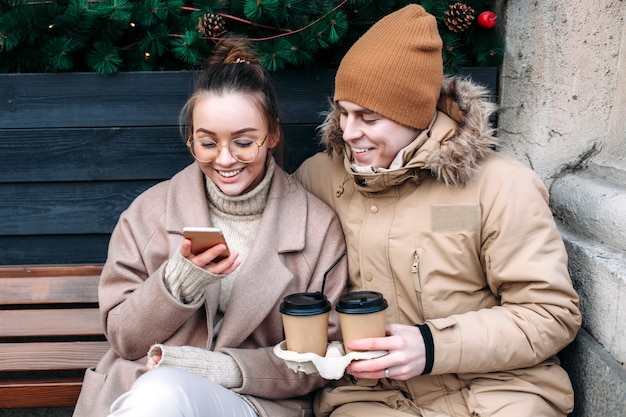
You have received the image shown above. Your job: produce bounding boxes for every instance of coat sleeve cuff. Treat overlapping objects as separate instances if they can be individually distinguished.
[425,316,463,374]
[164,251,222,304]
[149,344,243,389]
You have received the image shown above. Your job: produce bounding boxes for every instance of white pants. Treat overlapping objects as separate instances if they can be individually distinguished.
[108,367,258,417]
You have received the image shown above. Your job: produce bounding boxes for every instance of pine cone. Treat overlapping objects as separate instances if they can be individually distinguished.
[198,13,226,38]
[444,2,475,33]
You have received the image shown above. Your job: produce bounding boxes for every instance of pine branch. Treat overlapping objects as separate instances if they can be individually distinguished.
[86,40,122,74]
[0,0,504,74]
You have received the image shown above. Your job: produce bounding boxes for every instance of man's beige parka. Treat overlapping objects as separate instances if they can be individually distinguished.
[295,78,582,417]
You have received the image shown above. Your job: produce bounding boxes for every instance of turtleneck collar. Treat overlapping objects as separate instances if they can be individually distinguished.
[204,156,276,217]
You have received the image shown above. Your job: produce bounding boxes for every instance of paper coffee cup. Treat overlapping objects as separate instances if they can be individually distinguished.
[336,291,388,353]
[280,292,331,356]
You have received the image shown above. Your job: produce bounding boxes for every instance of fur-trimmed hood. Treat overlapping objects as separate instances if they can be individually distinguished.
[318,77,498,187]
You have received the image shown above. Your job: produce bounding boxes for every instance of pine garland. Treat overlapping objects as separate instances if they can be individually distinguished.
[0,0,504,75]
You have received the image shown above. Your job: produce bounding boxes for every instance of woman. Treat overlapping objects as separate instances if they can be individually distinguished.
[73,38,347,417]
[295,5,581,417]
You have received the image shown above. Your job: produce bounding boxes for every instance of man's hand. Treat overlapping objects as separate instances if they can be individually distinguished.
[345,323,427,380]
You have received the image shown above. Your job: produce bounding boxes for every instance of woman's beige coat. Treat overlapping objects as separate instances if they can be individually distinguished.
[73,163,347,417]
[295,78,582,417]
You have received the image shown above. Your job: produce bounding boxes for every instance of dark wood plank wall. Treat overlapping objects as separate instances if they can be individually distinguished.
[0,70,335,265]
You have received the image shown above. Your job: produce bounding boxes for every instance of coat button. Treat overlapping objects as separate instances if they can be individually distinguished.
[365,272,373,282]
[370,205,378,214]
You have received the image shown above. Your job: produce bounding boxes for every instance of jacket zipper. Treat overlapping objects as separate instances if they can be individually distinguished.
[412,250,426,320]
[412,250,421,292]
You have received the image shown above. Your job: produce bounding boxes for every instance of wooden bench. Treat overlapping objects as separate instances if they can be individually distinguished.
[0,70,333,412]
[0,264,109,408]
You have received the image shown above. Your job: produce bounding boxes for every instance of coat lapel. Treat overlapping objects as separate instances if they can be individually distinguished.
[160,164,309,348]
[216,169,308,348]
[163,163,214,234]
[162,163,220,336]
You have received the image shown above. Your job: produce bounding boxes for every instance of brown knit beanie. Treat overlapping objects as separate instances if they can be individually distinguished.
[334,4,443,130]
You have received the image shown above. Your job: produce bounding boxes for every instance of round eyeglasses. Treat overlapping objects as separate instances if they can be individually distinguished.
[186,135,268,164]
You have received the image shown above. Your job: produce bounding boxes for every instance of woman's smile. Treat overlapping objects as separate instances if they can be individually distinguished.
[217,168,243,179]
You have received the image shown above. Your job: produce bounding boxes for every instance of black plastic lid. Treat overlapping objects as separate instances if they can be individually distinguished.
[280,292,331,316]
[336,291,388,314]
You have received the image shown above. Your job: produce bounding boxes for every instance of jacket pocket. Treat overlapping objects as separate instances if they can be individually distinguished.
[428,316,457,331]
[314,381,416,417]
[73,367,106,417]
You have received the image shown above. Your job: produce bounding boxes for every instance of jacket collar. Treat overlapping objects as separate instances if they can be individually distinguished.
[324,77,498,190]
[344,111,457,193]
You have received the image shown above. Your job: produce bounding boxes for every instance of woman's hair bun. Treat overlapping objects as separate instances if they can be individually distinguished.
[206,36,260,67]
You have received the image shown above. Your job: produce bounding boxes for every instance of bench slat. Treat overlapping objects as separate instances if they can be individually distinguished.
[0,264,103,278]
[0,265,108,408]
[0,180,157,235]
[0,70,333,129]
[0,378,85,408]
[0,341,110,372]
[0,275,99,304]
[0,308,103,337]
[0,235,110,265]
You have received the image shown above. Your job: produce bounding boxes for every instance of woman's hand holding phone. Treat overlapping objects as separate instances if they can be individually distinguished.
[181,227,240,274]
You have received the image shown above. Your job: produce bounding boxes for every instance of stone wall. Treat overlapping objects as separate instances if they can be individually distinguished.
[497,1,626,415]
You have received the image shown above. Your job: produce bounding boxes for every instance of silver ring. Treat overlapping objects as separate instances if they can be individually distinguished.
[384,368,390,379]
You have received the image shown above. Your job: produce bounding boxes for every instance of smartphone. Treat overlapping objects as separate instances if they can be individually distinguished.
[182,227,231,261]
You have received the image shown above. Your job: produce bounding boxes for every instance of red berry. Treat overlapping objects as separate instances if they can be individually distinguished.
[477,11,497,29]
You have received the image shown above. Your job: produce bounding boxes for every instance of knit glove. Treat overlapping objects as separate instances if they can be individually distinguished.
[163,251,223,304]
[148,344,243,389]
